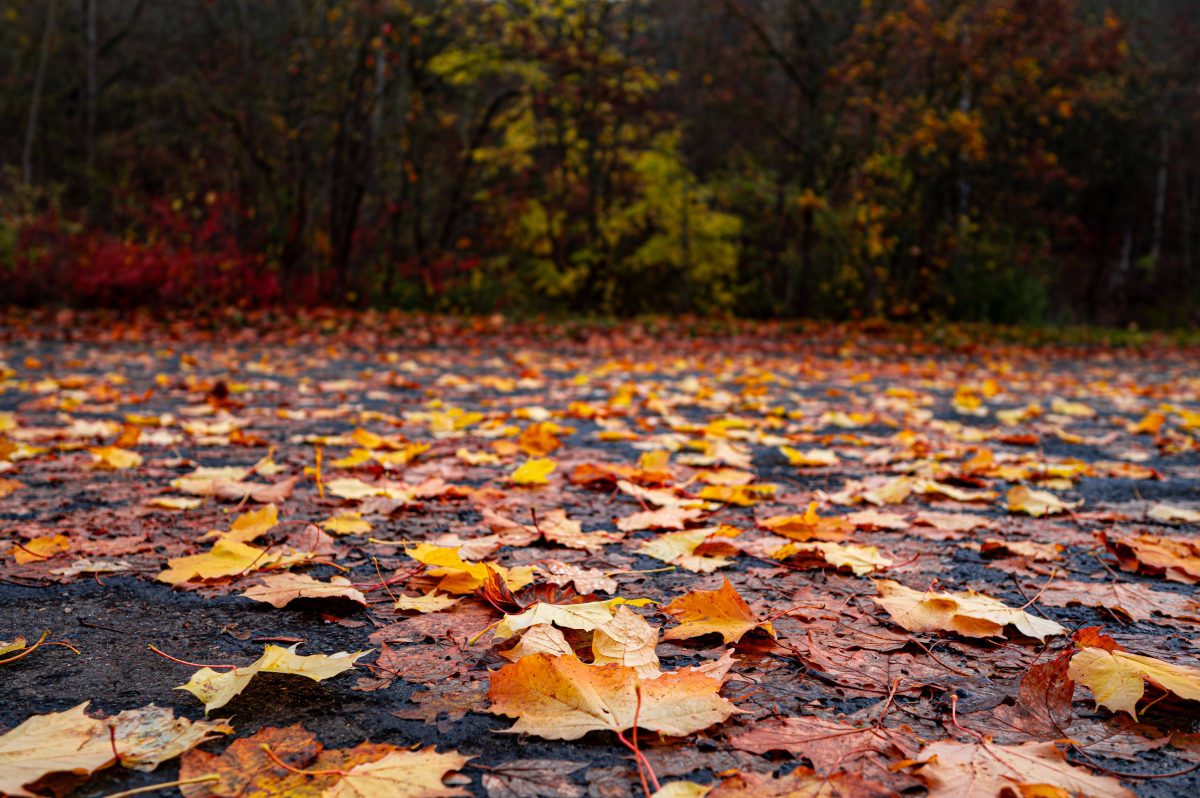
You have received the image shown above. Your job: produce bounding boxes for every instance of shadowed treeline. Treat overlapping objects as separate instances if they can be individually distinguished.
[1,0,1197,324]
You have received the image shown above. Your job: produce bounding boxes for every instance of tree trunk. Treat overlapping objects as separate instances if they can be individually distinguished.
[22,0,57,185]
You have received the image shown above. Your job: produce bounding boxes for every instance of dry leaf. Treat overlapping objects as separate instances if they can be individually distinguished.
[592,605,660,677]
[487,653,740,739]
[662,577,776,644]
[873,579,1064,640]
[511,458,556,485]
[157,538,282,585]
[1006,485,1082,517]
[1069,646,1200,719]
[0,703,114,797]
[1102,531,1200,583]
[637,526,740,572]
[918,739,1133,798]
[242,573,367,608]
[178,643,370,713]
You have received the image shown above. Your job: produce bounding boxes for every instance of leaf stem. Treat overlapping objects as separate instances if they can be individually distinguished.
[147,644,237,670]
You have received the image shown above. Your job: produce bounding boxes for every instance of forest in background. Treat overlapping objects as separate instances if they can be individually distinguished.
[1,0,1197,324]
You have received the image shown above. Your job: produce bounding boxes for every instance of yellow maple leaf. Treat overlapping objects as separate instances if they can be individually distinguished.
[759,503,850,542]
[770,541,893,576]
[1006,485,1082,516]
[156,538,281,585]
[321,511,373,535]
[89,445,143,470]
[1069,647,1200,719]
[324,748,473,798]
[511,458,557,485]
[779,445,839,467]
[492,598,653,640]
[637,526,740,572]
[178,644,370,713]
[12,534,69,564]
[405,543,535,594]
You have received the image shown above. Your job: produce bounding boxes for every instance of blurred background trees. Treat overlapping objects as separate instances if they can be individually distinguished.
[1,0,1196,324]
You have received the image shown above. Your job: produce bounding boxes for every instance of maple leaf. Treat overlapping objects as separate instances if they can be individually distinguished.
[511,458,556,485]
[592,605,661,677]
[770,540,893,575]
[662,577,776,644]
[156,537,282,585]
[0,703,114,797]
[12,533,69,564]
[637,525,740,572]
[405,543,536,594]
[1069,646,1200,719]
[779,445,840,467]
[727,715,912,769]
[242,573,367,608]
[539,559,619,593]
[501,624,577,661]
[491,598,653,640]
[323,748,472,798]
[1148,503,1200,524]
[1005,485,1082,516]
[178,643,370,713]
[479,759,586,798]
[487,653,740,739]
[105,704,232,772]
[321,511,373,535]
[707,768,893,797]
[695,483,776,506]
[872,579,1064,640]
[89,445,143,469]
[758,503,850,542]
[617,505,705,532]
[204,503,279,543]
[917,739,1133,798]
[179,725,468,798]
[395,592,462,612]
[1102,531,1200,583]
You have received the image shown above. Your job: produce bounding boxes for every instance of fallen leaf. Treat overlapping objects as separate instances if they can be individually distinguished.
[0,703,113,797]
[511,458,556,485]
[917,739,1133,798]
[89,445,143,469]
[480,759,586,798]
[395,592,462,612]
[106,704,232,772]
[758,503,851,542]
[157,538,281,585]
[872,579,1064,641]
[178,643,370,713]
[242,573,367,608]
[1102,531,1200,583]
[662,577,776,644]
[405,543,536,594]
[487,653,740,739]
[322,511,373,535]
[770,541,893,575]
[1069,646,1200,719]
[592,605,660,677]
[1006,485,1082,517]
[637,526,740,572]
[13,533,69,564]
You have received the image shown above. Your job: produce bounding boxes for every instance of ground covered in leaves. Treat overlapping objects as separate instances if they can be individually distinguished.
[3,315,1200,798]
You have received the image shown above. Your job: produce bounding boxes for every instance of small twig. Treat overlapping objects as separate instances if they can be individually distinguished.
[147,644,237,670]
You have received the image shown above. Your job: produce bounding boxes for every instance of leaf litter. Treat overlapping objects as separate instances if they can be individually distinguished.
[2,317,1200,796]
